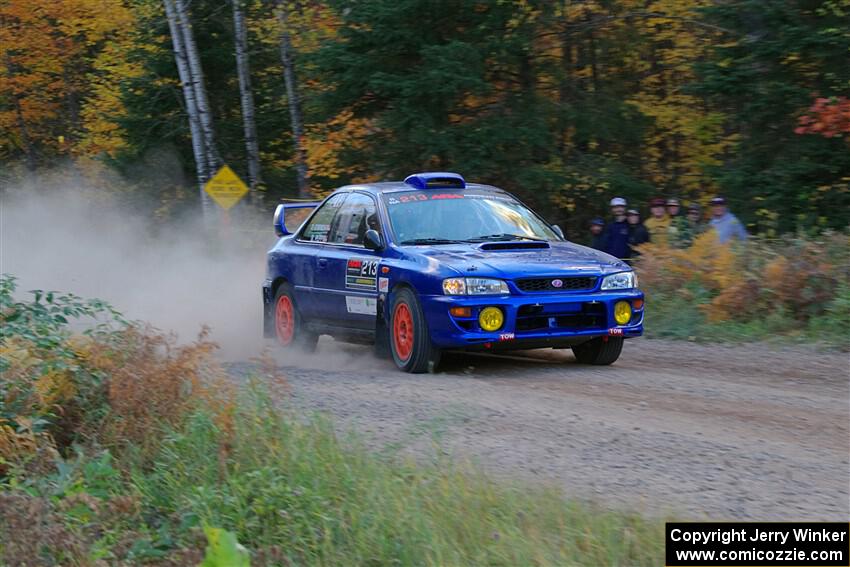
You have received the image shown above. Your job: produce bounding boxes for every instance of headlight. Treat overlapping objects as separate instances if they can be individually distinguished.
[600,271,637,290]
[443,277,509,295]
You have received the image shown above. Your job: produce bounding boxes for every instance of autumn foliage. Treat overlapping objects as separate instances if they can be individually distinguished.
[635,231,850,327]
[0,276,236,473]
[795,96,850,139]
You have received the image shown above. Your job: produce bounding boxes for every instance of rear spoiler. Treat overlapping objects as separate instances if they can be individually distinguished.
[273,201,320,236]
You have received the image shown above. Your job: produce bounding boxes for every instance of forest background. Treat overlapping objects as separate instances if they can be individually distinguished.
[1,0,849,237]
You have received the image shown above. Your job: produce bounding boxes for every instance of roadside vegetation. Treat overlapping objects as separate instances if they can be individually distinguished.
[636,231,850,349]
[0,275,663,566]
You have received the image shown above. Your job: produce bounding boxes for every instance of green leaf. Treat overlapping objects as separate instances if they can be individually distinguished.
[199,527,251,567]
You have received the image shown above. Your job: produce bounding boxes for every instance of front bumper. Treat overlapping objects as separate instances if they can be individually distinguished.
[420,290,644,349]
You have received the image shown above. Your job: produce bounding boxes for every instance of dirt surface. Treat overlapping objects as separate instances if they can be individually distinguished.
[230,338,850,521]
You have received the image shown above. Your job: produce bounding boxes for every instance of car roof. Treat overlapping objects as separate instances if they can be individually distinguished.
[333,181,506,196]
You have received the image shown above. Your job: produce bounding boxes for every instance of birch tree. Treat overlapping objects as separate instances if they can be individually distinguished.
[231,0,263,204]
[163,0,211,219]
[275,0,309,198]
[174,0,220,176]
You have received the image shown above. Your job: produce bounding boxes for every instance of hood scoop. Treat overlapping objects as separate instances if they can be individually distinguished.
[478,241,551,251]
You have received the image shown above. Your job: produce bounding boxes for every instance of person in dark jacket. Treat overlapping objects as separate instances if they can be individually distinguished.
[589,218,606,251]
[604,197,631,259]
[626,208,649,255]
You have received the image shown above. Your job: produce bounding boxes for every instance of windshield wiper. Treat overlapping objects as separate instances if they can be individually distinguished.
[467,233,546,242]
[399,237,464,245]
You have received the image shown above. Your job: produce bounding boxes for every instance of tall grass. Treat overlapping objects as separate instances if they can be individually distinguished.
[0,384,664,566]
[131,386,662,566]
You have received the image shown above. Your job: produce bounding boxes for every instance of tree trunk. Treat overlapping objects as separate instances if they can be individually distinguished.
[231,0,263,206]
[163,0,212,221]
[14,96,37,172]
[174,0,220,177]
[558,1,572,155]
[3,52,36,172]
[275,0,310,199]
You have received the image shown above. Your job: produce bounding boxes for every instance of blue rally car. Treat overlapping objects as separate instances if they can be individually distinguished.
[262,172,644,373]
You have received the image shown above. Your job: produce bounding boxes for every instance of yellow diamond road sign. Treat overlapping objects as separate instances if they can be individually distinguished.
[204,165,249,210]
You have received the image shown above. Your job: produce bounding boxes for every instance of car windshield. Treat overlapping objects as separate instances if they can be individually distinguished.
[383,189,558,245]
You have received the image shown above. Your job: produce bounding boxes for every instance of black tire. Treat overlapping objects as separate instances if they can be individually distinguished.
[272,283,318,352]
[571,336,623,365]
[389,287,441,373]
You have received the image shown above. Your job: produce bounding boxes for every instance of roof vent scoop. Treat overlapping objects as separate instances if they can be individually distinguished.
[404,172,466,190]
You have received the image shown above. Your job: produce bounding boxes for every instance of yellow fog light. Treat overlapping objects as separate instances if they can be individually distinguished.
[478,307,504,332]
[613,301,632,325]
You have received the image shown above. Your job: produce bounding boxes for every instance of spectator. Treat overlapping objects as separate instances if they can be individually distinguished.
[666,198,682,219]
[667,197,692,248]
[589,218,606,251]
[604,197,631,259]
[709,196,747,243]
[626,209,649,254]
[686,204,704,239]
[643,197,670,246]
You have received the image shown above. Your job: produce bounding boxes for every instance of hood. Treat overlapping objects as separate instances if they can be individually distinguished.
[409,241,630,278]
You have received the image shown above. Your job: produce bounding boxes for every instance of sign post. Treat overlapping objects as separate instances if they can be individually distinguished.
[203,165,250,236]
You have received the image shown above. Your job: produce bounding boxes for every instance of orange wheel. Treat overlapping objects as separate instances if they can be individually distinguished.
[392,302,414,362]
[389,288,440,373]
[275,294,295,345]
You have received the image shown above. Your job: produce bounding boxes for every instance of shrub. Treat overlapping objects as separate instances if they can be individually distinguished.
[634,231,850,346]
[0,275,235,471]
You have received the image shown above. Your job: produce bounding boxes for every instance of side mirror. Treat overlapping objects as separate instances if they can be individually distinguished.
[552,224,565,240]
[273,204,287,237]
[273,202,320,237]
[364,229,384,251]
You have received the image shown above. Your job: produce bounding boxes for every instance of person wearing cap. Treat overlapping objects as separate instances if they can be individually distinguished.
[666,197,692,248]
[643,197,670,247]
[626,209,649,255]
[709,196,747,243]
[588,218,607,251]
[603,197,631,259]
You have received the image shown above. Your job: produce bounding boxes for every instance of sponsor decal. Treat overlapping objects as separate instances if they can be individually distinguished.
[378,277,389,293]
[386,191,516,206]
[345,296,378,315]
[346,257,378,290]
[428,193,465,200]
[551,279,563,288]
[609,328,624,336]
[498,332,515,341]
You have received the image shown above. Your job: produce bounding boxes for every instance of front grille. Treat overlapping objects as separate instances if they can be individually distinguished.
[515,276,597,293]
[516,302,606,332]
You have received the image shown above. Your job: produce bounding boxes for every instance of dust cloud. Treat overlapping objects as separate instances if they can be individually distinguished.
[0,172,271,360]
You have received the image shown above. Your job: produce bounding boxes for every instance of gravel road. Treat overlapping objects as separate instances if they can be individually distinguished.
[230,338,849,521]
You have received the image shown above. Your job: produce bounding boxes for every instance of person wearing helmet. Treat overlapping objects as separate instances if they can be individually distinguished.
[626,208,649,256]
[588,217,606,251]
[644,197,670,247]
[603,197,631,259]
[709,196,747,243]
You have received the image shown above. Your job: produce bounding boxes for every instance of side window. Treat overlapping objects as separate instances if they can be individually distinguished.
[301,193,346,243]
[327,192,381,246]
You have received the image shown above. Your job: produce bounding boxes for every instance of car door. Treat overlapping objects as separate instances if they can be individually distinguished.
[293,192,347,319]
[312,192,383,329]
